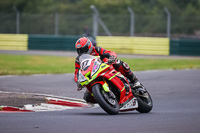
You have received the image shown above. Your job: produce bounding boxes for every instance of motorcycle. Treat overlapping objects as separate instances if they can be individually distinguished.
[77,54,153,115]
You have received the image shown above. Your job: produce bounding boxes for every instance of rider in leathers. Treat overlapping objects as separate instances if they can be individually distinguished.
[74,37,141,103]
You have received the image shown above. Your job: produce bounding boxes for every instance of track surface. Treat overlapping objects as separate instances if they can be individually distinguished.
[0,69,200,133]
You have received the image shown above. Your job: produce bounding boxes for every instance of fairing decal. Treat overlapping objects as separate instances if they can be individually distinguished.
[119,97,138,111]
[79,63,110,86]
[109,72,120,80]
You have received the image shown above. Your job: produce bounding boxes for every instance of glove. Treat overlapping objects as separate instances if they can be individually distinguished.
[108,56,116,64]
[77,87,83,91]
[76,82,83,91]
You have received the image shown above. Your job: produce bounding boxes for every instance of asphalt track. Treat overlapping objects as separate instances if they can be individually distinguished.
[1,50,200,59]
[0,69,200,133]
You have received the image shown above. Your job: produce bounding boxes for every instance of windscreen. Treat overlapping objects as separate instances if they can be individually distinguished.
[79,54,94,70]
[79,54,94,64]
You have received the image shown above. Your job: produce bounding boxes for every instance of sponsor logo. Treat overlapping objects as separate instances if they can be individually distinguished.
[76,44,82,48]
[101,65,106,68]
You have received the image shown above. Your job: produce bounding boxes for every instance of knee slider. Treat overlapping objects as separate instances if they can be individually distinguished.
[122,62,130,70]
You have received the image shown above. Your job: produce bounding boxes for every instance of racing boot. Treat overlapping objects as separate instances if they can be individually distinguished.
[126,72,142,89]
[127,73,147,95]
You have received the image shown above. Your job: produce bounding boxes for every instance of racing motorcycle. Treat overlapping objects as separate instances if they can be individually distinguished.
[77,54,153,115]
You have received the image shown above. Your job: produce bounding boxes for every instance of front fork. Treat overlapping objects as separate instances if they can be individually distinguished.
[90,78,110,93]
[90,78,116,103]
[101,79,117,107]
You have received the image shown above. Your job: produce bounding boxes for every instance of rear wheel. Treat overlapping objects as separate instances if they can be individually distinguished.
[92,84,119,115]
[133,86,153,113]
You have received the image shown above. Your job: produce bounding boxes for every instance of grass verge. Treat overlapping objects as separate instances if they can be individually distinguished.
[0,54,200,75]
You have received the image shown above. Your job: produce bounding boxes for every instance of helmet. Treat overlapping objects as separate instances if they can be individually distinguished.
[75,37,93,55]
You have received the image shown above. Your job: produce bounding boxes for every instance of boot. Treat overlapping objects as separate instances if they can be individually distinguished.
[127,73,142,89]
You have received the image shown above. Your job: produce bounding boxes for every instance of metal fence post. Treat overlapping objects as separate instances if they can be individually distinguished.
[128,7,135,36]
[91,8,98,37]
[90,5,112,36]
[164,8,171,38]
[13,6,20,34]
[55,12,59,35]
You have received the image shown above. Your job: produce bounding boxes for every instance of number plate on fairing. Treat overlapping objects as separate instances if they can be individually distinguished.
[119,97,138,111]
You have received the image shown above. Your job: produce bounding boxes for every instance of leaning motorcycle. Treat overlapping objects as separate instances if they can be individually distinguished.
[77,54,153,115]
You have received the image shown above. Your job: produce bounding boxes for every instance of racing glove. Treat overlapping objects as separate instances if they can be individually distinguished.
[108,55,116,64]
[76,82,83,91]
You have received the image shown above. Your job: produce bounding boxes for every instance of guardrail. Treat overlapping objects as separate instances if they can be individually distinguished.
[170,38,200,56]
[0,34,199,56]
[96,36,169,55]
[28,35,79,51]
[0,34,28,50]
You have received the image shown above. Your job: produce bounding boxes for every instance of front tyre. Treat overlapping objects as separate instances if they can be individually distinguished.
[92,84,119,115]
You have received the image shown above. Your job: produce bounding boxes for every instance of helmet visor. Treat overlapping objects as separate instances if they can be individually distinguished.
[77,46,89,55]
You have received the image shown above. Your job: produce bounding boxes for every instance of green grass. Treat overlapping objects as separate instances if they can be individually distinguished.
[121,58,200,71]
[0,54,200,75]
[0,54,75,75]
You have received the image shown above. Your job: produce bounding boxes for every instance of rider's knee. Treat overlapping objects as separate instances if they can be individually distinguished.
[113,59,130,71]
[83,91,97,104]
[122,62,130,70]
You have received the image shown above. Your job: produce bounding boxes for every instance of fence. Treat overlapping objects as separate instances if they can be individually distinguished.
[0,13,93,36]
[0,12,200,38]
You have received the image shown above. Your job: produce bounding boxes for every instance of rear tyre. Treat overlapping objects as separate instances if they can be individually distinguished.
[92,84,119,115]
[134,90,153,113]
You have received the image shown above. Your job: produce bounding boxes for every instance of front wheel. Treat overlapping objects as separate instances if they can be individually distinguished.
[92,84,119,115]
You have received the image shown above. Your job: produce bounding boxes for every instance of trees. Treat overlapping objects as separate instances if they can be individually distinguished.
[1,0,199,14]
[0,0,199,37]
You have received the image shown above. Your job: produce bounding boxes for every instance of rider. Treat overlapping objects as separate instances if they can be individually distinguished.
[74,37,141,103]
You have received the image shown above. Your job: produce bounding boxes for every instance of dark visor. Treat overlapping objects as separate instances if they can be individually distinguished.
[77,46,88,55]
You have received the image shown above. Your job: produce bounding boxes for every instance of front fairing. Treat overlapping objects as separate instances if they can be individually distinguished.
[78,55,110,86]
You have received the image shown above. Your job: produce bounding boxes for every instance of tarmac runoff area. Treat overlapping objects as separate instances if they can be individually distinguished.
[0,91,94,113]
